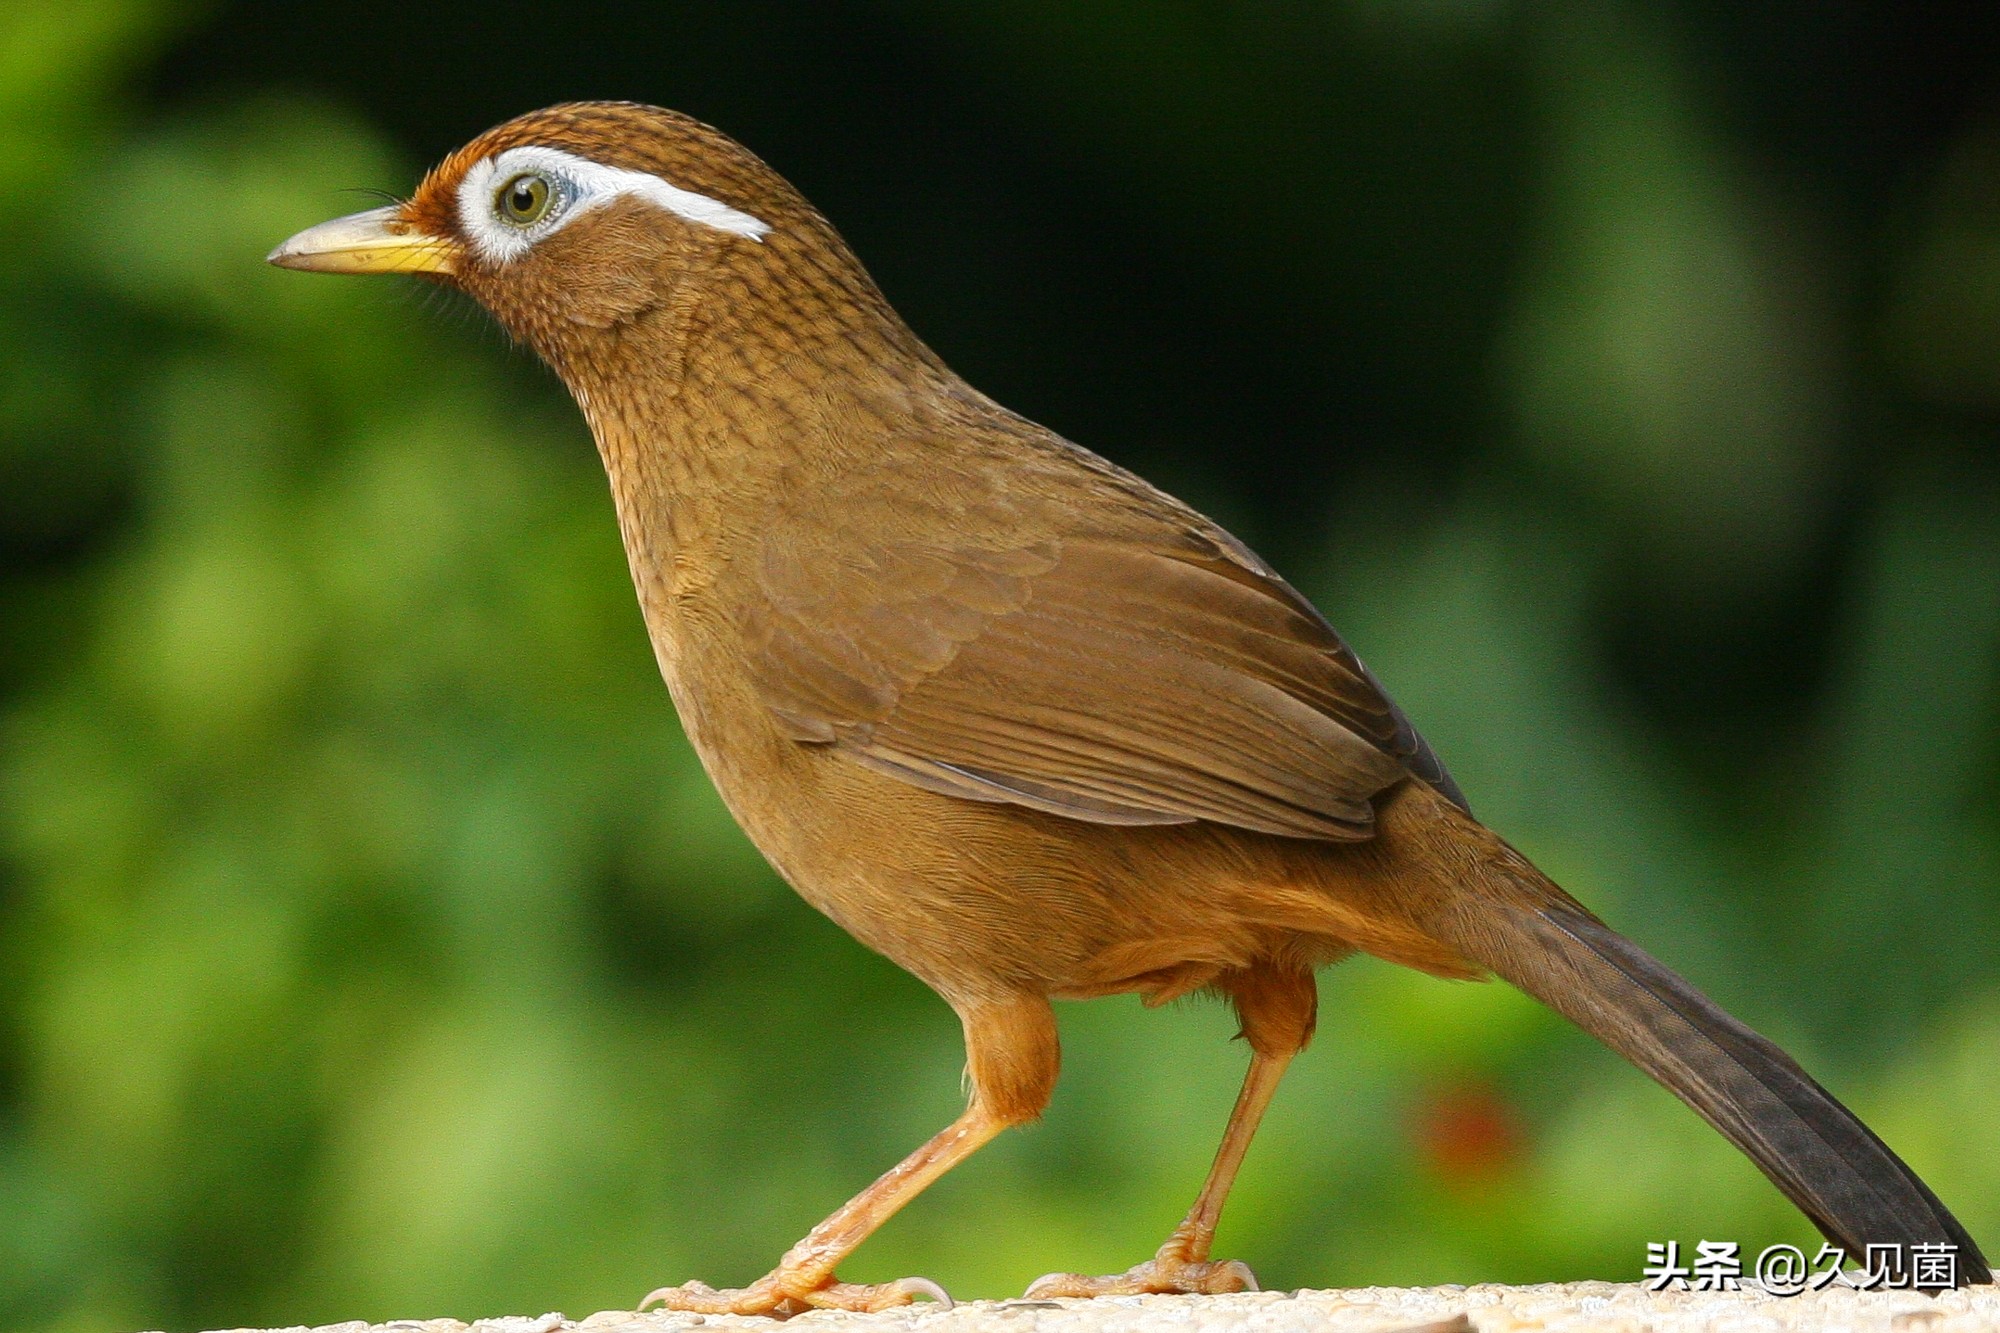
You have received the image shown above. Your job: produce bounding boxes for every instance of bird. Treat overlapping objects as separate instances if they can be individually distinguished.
[269,102,1992,1315]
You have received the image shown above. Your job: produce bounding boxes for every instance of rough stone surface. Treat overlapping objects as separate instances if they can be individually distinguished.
[184,1281,2000,1333]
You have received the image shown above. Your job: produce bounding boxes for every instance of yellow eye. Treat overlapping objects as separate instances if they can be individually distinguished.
[496,172,553,225]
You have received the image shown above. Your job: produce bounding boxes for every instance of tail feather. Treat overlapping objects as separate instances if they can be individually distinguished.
[1423,854,1991,1283]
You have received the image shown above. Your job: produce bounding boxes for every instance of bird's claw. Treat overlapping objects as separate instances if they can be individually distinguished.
[881,1277,956,1310]
[1025,1257,1259,1299]
[640,1274,953,1318]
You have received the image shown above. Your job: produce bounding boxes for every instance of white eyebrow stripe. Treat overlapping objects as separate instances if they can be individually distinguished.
[455,144,770,264]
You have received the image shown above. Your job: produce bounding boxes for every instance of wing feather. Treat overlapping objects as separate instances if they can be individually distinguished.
[740,437,1463,840]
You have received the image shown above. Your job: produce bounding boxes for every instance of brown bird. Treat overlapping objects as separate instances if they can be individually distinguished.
[270,103,1991,1314]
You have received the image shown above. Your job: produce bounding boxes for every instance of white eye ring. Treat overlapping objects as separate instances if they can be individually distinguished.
[455,144,770,265]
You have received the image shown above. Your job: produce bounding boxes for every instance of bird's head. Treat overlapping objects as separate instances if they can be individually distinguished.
[269,102,862,378]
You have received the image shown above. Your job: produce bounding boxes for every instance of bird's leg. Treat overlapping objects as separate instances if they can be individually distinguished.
[644,1107,1005,1317]
[1025,1049,1290,1298]
[642,993,1059,1318]
[1027,966,1314,1299]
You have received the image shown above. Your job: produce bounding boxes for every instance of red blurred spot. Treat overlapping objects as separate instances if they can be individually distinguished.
[1412,1077,1523,1182]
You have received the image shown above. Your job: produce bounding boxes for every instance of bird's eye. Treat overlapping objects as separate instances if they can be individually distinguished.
[495,172,554,226]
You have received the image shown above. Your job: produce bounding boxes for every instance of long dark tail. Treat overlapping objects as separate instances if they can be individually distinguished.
[1408,799,1992,1284]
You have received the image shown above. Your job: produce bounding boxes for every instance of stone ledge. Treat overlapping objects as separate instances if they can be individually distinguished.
[188,1281,2000,1333]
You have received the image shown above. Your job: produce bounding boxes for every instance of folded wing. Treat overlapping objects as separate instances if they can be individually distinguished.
[742,437,1463,841]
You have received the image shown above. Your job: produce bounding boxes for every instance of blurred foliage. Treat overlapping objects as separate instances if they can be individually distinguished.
[1,3,1997,1331]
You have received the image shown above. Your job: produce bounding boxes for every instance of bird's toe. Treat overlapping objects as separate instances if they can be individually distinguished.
[1025,1258,1258,1299]
[639,1273,952,1319]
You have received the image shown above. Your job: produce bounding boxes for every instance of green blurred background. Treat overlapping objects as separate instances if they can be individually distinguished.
[3,2,2000,1329]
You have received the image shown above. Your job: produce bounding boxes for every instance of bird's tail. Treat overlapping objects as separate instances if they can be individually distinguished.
[1395,787,1992,1285]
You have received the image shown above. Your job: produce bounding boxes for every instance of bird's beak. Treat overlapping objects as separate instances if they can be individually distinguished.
[266,205,457,276]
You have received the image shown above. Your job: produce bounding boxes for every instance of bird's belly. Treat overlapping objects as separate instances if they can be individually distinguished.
[655,629,1465,1002]
[671,703,1342,999]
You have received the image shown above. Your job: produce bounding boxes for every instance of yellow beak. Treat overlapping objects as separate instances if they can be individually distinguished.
[266,205,457,276]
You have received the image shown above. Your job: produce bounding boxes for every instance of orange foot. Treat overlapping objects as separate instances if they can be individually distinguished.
[641,1274,953,1319]
[1024,1256,1258,1299]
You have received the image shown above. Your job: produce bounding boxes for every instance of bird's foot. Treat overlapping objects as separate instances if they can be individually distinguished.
[640,1274,953,1319]
[1024,1255,1259,1299]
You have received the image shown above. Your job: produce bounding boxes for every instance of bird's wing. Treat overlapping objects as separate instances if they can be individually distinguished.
[742,434,1463,841]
